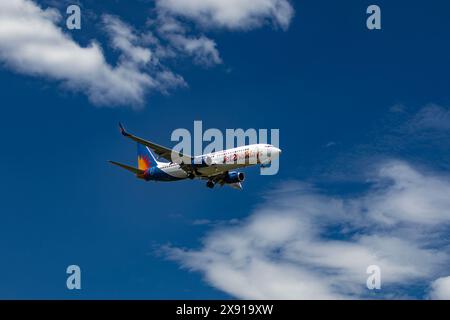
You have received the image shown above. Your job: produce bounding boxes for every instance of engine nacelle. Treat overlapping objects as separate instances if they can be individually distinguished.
[224,171,245,184]
[195,155,216,167]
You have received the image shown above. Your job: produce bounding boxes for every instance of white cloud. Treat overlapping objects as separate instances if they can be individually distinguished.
[165,161,450,299]
[153,13,222,66]
[151,0,294,66]
[429,276,450,300]
[0,0,294,105]
[409,104,450,131]
[0,0,185,107]
[165,33,221,66]
[156,0,294,30]
[358,161,450,225]
[103,14,153,66]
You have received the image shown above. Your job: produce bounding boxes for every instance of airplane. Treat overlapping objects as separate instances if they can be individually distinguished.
[108,123,281,190]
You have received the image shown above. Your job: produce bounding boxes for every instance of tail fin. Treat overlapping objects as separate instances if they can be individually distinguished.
[137,143,158,170]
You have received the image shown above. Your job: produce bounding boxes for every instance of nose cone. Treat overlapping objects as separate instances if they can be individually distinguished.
[271,147,282,157]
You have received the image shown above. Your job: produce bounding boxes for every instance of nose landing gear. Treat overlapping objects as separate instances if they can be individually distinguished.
[206,180,215,189]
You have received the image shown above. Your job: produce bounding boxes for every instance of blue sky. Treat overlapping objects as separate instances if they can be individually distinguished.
[1,0,450,299]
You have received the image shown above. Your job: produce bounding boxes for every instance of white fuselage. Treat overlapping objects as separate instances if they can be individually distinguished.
[155,144,281,180]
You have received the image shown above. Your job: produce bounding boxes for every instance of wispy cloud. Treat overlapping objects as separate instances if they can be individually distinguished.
[165,161,450,299]
[312,104,450,183]
[156,0,294,30]
[151,12,222,66]
[192,219,212,226]
[0,0,185,107]
[0,0,294,107]
[152,0,294,66]
[408,104,450,131]
[429,276,450,300]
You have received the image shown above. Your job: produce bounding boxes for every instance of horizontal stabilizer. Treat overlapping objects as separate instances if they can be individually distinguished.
[108,160,145,175]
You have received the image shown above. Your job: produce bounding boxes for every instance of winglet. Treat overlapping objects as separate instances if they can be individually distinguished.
[118,122,129,137]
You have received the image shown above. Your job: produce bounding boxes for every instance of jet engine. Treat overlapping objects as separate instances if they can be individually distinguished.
[224,171,245,184]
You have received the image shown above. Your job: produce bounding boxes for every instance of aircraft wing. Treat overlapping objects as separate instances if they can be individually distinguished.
[118,123,192,164]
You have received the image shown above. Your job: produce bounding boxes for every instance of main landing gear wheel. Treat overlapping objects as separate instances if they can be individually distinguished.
[206,180,215,189]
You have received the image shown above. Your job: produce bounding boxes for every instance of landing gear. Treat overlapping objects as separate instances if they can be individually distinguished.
[206,180,215,189]
[188,173,195,179]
